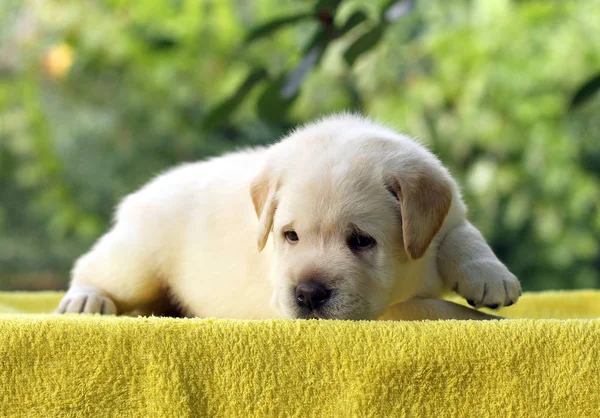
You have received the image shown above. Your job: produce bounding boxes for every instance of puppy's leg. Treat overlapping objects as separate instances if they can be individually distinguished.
[380,298,503,321]
[57,223,163,315]
[437,220,521,309]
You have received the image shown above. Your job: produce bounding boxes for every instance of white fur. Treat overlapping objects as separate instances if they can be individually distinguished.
[58,115,520,320]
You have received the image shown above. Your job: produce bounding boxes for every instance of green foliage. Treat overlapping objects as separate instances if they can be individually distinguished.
[571,73,600,110]
[0,0,599,291]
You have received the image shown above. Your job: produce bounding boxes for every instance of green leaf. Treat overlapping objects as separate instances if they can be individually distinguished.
[202,68,268,130]
[303,28,330,54]
[245,13,313,44]
[146,35,178,50]
[314,0,343,14]
[339,10,368,33]
[257,75,299,123]
[343,25,386,66]
[570,72,600,110]
[131,26,179,50]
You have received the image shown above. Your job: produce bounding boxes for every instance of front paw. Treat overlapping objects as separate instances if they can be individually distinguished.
[56,285,117,315]
[453,262,522,309]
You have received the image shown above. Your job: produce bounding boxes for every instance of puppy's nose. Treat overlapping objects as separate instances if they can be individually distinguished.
[295,281,330,310]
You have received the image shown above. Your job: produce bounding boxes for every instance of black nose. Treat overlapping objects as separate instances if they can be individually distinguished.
[295,281,331,310]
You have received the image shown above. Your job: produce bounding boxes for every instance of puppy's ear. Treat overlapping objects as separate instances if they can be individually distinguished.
[388,161,452,260]
[250,164,279,252]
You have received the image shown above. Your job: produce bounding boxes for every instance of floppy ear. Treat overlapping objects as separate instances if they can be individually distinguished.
[250,164,279,252]
[389,162,453,260]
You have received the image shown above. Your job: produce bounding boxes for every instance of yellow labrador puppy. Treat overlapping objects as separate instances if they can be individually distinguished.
[57,115,521,320]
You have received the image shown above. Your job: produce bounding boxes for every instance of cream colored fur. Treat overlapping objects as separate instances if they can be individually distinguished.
[57,115,520,320]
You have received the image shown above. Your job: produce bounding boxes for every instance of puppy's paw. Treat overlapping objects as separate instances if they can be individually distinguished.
[454,263,522,309]
[56,285,117,315]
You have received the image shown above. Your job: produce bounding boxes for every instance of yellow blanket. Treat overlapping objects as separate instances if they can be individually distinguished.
[1,291,599,417]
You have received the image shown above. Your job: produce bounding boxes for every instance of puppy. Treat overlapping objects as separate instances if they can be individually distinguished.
[57,115,521,320]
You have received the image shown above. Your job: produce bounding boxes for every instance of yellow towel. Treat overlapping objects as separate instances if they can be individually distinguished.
[1,291,599,417]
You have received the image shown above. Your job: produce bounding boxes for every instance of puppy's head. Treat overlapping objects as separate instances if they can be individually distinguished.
[250,115,454,320]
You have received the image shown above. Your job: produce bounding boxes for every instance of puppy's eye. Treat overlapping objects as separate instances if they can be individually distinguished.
[348,233,376,251]
[284,230,299,244]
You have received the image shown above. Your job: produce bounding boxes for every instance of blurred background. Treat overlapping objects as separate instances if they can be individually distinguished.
[1,0,599,292]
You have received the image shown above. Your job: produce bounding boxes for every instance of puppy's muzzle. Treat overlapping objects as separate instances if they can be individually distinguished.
[295,281,331,311]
